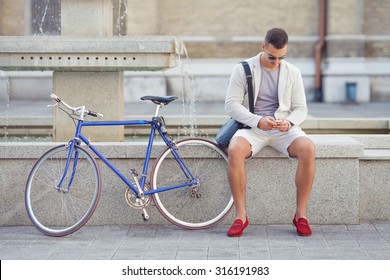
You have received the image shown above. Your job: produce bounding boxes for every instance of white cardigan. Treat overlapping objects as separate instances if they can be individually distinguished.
[225,53,308,129]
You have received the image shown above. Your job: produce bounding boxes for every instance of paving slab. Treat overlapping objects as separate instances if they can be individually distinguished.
[1,221,390,260]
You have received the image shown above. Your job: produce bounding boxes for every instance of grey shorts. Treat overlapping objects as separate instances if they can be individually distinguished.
[232,126,308,158]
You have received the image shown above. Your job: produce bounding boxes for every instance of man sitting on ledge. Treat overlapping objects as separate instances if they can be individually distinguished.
[225,28,316,237]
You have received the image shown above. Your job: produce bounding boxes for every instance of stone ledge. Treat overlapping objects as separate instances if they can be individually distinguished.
[349,134,390,149]
[0,135,364,159]
[0,36,183,71]
[363,149,390,160]
[1,116,389,136]
[0,135,389,227]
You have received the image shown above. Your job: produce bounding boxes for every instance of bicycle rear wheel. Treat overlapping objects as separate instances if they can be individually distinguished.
[25,144,101,237]
[151,138,233,229]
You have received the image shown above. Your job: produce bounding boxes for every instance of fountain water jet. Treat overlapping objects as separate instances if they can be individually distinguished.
[177,44,197,137]
[0,70,10,141]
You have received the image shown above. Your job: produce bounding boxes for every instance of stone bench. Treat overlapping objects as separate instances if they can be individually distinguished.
[0,135,389,227]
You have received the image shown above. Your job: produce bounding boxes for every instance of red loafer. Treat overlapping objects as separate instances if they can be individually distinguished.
[227,217,249,237]
[293,215,312,236]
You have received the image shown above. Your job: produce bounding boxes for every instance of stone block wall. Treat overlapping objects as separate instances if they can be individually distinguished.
[157,0,318,37]
[1,0,390,101]
[1,0,389,58]
[364,0,390,35]
[126,0,318,58]
[0,0,25,35]
[3,135,390,226]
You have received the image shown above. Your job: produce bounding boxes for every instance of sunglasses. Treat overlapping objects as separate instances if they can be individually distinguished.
[267,54,286,61]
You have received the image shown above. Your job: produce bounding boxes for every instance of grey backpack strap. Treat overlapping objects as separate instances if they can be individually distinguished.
[240,61,254,113]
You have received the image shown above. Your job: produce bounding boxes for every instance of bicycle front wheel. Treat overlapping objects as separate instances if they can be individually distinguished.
[151,138,233,229]
[25,144,101,237]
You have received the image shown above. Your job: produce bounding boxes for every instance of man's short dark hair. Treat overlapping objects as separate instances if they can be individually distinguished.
[264,28,289,49]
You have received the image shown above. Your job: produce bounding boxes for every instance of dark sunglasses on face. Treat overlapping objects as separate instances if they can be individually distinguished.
[268,54,286,61]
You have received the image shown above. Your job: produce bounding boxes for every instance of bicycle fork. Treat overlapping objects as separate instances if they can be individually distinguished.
[56,142,79,193]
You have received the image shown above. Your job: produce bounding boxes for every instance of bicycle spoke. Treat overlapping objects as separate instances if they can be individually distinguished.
[26,145,101,236]
[151,138,233,229]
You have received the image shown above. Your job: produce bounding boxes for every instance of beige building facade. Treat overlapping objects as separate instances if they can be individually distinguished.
[1,0,390,101]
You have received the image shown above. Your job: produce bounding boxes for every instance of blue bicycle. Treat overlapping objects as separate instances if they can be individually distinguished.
[25,94,233,237]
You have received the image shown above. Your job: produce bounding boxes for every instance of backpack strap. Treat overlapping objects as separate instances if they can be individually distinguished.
[240,61,254,113]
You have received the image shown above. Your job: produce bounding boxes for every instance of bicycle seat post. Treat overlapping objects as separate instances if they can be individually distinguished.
[154,104,162,117]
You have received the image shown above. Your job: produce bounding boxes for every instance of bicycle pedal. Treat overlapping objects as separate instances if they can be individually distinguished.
[142,208,149,222]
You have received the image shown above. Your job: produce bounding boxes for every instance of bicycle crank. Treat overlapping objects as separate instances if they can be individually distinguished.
[125,185,151,209]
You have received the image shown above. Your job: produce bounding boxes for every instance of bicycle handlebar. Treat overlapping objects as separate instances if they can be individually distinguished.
[50,94,104,119]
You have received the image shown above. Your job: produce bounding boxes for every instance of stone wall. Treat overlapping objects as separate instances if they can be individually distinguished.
[123,0,390,59]
[0,0,25,35]
[364,0,390,35]
[1,0,390,101]
[126,0,318,58]
[1,135,389,226]
[126,0,317,36]
[1,0,390,58]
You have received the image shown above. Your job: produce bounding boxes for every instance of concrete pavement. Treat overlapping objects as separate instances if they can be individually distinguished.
[1,220,390,260]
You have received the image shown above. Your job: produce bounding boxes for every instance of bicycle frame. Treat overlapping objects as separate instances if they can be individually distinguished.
[59,117,198,197]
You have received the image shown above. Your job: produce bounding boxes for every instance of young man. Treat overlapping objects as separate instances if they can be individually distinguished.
[225,28,315,237]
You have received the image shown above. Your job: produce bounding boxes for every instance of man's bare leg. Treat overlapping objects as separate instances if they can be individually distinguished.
[227,136,252,222]
[288,136,316,219]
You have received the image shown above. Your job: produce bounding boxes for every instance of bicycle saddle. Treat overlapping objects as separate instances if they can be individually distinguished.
[140,95,178,105]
